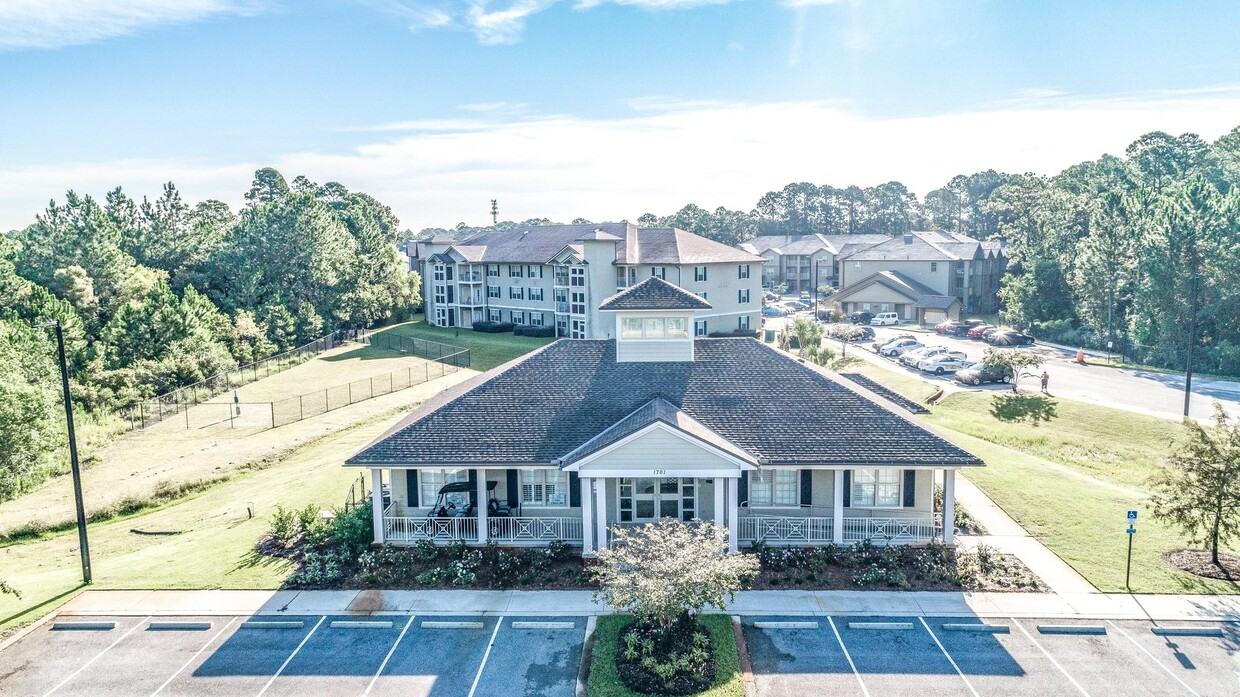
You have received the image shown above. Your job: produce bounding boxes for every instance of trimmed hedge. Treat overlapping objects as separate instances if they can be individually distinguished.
[472,321,515,333]
[587,614,743,697]
[706,329,760,339]
[514,324,557,338]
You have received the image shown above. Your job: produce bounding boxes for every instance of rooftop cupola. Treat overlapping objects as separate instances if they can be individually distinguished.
[598,276,711,363]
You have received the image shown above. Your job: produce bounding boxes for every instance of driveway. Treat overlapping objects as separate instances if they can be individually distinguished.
[865,326,1240,422]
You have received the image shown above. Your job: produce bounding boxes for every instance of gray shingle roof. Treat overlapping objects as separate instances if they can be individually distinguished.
[830,270,941,303]
[915,295,961,310]
[346,338,983,468]
[427,224,762,265]
[558,397,756,466]
[598,277,713,311]
[740,234,889,257]
[618,228,763,264]
[840,230,992,262]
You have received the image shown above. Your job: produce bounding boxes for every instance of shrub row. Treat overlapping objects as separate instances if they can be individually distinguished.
[472,321,515,333]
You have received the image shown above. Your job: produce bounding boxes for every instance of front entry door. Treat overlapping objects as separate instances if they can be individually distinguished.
[619,478,696,523]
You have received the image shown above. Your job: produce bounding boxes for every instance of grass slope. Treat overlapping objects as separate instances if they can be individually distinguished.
[361,316,555,372]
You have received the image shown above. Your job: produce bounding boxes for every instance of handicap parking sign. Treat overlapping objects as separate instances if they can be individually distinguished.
[1127,510,1138,530]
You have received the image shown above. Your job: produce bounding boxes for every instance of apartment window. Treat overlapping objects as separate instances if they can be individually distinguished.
[851,469,902,508]
[651,267,666,280]
[530,312,544,327]
[738,315,750,330]
[698,292,707,301]
[570,318,586,339]
[738,289,750,304]
[488,309,502,322]
[511,310,525,324]
[434,308,447,325]
[520,470,567,506]
[694,266,708,282]
[433,264,445,281]
[930,262,938,273]
[529,287,544,301]
[420,469,468,509]
[749,469,799,507]
[526,265,543,278]
[694,320,707,337]
[738,264,750,279]
[445,265,454,281]
[570,267,586,286]
[508,265,523,278]
[487,264,500,277]
[487,285,500,299]
[616,269,627,288]
[509,286,525,300]
[570,291,586,314]
[433,285,446,305]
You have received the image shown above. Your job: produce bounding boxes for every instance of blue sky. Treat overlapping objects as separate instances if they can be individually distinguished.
[3,0,1240,231]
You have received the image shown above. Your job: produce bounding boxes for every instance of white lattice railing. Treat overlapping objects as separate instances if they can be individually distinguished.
[383,516,582,543]
[739,515,940,544]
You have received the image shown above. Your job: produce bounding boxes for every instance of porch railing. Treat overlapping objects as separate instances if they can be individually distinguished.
[383,516,582,543]
[739,516,941,544]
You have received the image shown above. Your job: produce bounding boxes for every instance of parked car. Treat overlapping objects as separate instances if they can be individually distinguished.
[966,324,995,340]
[954,363,1013,386]
[935,320,964,335]
[918,355,974,375]
[871,334,914,352]
[870,312,900,326]
[879,338,923,357]
[761,306,787,317]
[900,346,965,367]
[990,330,1035,346]
[799,290,811,300]
[951,319,985,337]
[849,311,875,325]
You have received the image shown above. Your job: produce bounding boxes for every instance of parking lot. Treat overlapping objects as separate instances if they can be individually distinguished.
[744,615,1240,697]
[0,614,585,697]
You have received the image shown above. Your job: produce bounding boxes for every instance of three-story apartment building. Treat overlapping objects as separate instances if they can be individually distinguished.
[410,223,763,338]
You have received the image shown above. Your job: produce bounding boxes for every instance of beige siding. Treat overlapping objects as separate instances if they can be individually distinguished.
[615,338,694,362]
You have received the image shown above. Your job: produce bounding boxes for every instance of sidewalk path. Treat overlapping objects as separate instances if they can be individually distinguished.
[952,471,1098,595]
[51,588,1240,622]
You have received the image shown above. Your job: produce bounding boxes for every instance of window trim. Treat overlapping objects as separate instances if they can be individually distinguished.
[850,469,904,509]
[748,469,800,508]
[694,266,707,282]
[519,470,568,507]
[419,469,469,510]
[738,264,750,279]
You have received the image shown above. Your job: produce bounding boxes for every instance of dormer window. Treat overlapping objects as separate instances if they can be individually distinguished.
[621,317,688,339]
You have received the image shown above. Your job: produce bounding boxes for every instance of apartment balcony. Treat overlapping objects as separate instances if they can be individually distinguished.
[458,271,483,283]
[556,301,570,313]
[459,294,485,306]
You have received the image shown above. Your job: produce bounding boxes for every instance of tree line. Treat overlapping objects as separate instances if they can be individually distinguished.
[0,168,420,501]
[423,126,1240,377]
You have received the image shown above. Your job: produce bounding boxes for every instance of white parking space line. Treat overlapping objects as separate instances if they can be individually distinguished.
[1107,620,1201,697]
[466,617,504,697]
[1011,618,1090,697]
[150,616,238,696]
[255,615,325,697]
[827,616,870,697]
[364,615,414,696]
[918,617,980,697]
[44,616,151,697]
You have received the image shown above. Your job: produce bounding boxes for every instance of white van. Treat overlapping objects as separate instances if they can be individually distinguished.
[870,312,900,326]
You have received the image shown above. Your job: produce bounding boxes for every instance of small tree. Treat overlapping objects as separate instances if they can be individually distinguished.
[592,520,758,635]
[826,323,867,357]
[981,347,1043,391]
[0,580,18,599]
[1150,404,1240,566]
[788,317,823,357]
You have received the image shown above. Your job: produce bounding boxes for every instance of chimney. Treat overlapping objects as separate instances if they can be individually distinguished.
[903,233,913,245]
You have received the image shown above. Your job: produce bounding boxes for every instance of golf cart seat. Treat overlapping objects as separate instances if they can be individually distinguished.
[428,480,511,518]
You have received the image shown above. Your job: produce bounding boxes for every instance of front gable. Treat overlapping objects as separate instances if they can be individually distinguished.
[562,422,755,478]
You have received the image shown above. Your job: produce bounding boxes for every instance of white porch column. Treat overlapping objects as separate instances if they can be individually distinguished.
[594,479,609,551]
[476,468,488,544]
[370,468,385,545]
[713,477,725,530]
[943,468,955,546]
[581,476,595,556]
[832,469,845,545]
[727,477,738,553]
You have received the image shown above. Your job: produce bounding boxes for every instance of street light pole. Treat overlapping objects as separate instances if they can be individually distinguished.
[40,320,92,584]
[814,260,820,320]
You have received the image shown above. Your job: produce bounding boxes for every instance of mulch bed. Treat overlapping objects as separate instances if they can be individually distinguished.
[615,619,715,695]
[1168,549,1240,582]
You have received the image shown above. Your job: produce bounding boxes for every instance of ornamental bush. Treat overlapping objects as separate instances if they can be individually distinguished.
[592,520,758,634]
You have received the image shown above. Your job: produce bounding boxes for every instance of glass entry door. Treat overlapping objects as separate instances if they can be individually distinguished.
[619,478,696,523]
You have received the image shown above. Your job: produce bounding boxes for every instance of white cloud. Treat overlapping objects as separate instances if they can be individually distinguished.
[0,0,260,50]
[4,91,1240,232]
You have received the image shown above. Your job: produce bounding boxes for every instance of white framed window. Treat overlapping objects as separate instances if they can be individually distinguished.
[667,317,688,338]
[487,264,500,277]
[694,266,707,282]
[488,309,502,322]
[698,291,707,301]
[433,285,446,304]
[509,286,524,300]
[738,315,750,330]
[571,318,586,338]
[622,317,643,339]
[694,320,707,337]
[930,262,938,272]
[651,266,666,280]
[749,469,799,507]
[419,469,469,509]
[570,267,586,286]
[508,265,523,278]
[529,287,544,301]
[526,265,543,278]
[487,285,500,298]
[851,469,902,508]
[570,291,586,314]
[530,312,544,326]
[511,310,525,324]
[434,308,447,325]
[433,264,445,281]
[738,289,750,304]
[520,470,568,506]
[739,264,750,279]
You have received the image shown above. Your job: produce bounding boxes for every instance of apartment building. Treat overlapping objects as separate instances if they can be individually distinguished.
[738,233,890,293]
[410,223,763,338]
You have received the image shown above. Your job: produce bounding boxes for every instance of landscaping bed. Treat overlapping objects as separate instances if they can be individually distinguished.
[1169,550,1240,582]
[587,615,743,697]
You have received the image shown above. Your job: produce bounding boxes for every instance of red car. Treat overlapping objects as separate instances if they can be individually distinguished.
[935,320,963,335]
[967,324,995,340]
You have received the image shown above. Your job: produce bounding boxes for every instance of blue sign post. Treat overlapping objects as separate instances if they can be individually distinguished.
[1125,510,1138,589]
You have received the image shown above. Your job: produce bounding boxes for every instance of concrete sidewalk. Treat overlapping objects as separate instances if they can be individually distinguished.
[53,588,1240,622]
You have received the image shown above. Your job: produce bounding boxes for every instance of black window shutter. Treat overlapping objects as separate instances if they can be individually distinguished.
[903,470,916,507]
[506,469,520,509]
[407,470,419,508]
[569,472,581,507]
[843,470,852,508]
[467,469,478,508]
[800,470,812,506]
[738,472,748,504]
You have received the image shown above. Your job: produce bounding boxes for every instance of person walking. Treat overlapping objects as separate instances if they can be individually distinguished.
[1040,371,1050,394]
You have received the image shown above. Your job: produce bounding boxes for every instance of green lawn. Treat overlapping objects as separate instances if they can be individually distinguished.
[364,316,555,371]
